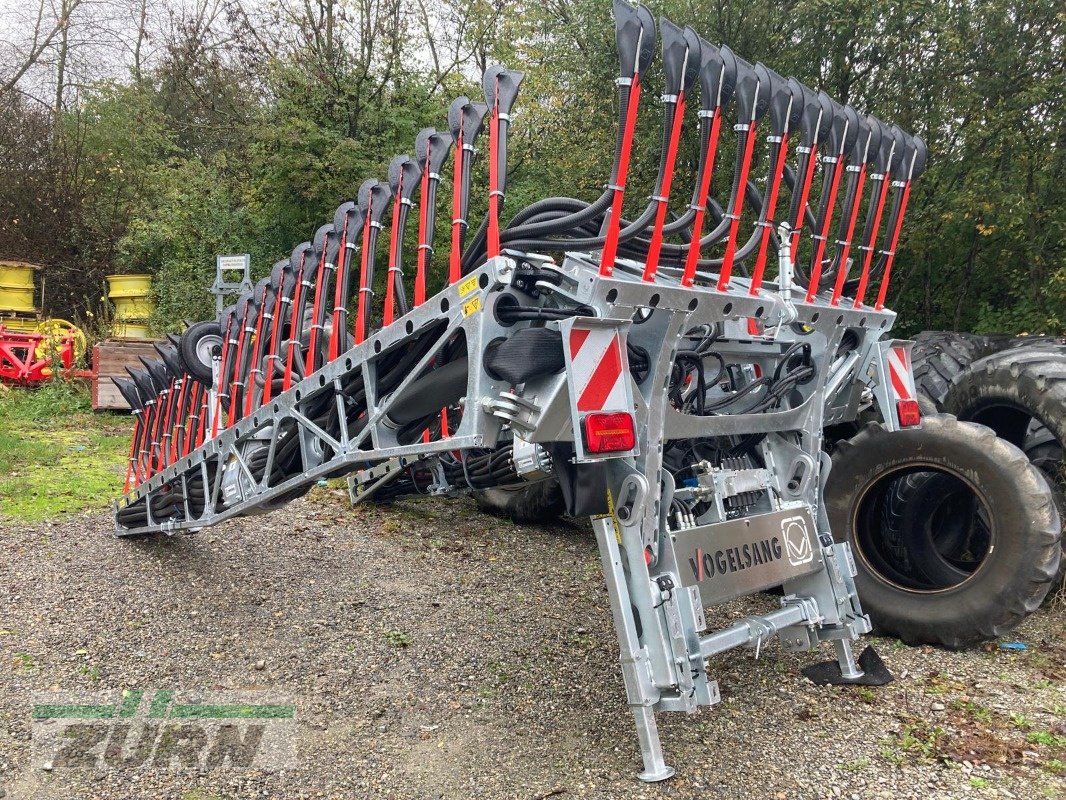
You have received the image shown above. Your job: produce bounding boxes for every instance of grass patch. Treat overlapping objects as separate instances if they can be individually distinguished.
[0,382,128,523]
[383,629,412,648]
[1027,731,1066,749]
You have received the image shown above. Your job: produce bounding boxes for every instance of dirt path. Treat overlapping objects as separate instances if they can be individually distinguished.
[1,491,1064,799]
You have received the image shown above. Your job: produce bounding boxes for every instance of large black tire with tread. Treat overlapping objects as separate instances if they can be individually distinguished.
[942,343,1066,473]
[825,414,1060,649]
[910,331,1010,410]
[943,343,1066,583]
[473,480,566,524]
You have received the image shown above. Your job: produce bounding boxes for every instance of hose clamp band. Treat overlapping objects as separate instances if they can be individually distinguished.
[428,171,442,181]
[697,109,716,118]
[497,112,511,123]
[661,93,678,104]
[616,77,633,87]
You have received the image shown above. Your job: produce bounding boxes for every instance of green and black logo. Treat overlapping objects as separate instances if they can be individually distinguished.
[32,689,297,771]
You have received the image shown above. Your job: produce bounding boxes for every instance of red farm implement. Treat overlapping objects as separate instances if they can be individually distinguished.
[0,321,89,385]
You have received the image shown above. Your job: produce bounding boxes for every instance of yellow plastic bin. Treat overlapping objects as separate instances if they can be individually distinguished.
[0,314,39,332]
[112,297,155,320]
[106,274,155,329]
[0,261,40,314]
[111,321,152,339]
[105,274,153,298]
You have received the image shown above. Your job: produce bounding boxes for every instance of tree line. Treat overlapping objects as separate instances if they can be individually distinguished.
[0,0,1062,336]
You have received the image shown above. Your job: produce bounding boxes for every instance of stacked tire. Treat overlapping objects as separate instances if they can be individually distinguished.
[827,332,1065,649]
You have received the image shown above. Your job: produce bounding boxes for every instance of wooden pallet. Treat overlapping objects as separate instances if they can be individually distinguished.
[92,338,164,410]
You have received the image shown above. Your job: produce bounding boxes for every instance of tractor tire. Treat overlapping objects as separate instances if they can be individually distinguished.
[825,414,1060,649]
[942,343,1066,582]
[942,343,1066,479]
[473,479,566,524]
[910,331,1010,410]
[179,320,224,385]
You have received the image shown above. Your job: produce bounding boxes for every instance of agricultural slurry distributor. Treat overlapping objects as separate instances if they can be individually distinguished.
[106,1,1057,780]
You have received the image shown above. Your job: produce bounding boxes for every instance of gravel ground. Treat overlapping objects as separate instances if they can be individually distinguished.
[1,489,1064,799]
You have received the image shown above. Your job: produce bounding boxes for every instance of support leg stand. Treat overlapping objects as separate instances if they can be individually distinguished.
[633,705,675,783]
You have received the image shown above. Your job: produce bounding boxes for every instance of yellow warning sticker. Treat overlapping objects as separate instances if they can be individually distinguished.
[458,275,479,297]
[461,295,482,317]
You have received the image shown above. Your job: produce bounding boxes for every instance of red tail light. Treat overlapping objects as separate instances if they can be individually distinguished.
[896,399,921,428]
[583,412,636,454]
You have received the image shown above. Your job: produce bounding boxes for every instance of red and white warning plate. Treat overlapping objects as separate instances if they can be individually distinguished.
[886,343,916,402]
[568,326,629,412]
[561,317,636,460]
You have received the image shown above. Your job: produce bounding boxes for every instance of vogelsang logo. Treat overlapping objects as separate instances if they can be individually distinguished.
[781,515,814,566]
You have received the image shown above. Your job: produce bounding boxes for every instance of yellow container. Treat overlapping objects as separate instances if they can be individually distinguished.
[0,287,34,313]
[113,297,155,320]
[0,314,39,332]
[106,274,153,298]
[106,274,155,325]
[112,321,151,339]
[0,262,36,288]
[0,261,39,314]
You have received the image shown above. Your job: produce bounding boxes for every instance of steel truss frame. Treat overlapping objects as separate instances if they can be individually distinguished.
[115,248,906,778]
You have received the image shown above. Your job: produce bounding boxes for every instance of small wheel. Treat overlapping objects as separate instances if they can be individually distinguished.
[179,320,223,385]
